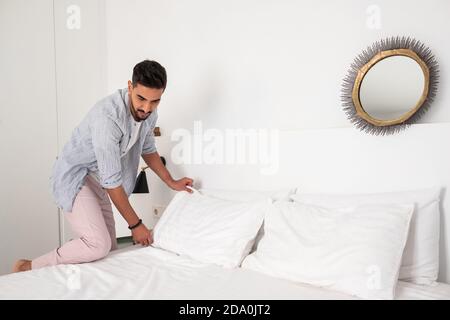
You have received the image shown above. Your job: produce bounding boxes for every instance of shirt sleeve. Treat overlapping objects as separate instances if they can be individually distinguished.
[91,117,123,189]
[142,113,159,155]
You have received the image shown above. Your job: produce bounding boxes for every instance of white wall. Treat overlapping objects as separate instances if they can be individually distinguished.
[104,0,450,133]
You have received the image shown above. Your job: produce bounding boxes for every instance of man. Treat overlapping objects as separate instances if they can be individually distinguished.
[13,60,193,272]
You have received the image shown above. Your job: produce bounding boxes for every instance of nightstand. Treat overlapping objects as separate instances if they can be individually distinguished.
[117,236,134,249]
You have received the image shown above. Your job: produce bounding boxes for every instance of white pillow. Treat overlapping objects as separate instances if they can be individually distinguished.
[290,187,441,285]
[241,201,414,299]
[153,190,269,268]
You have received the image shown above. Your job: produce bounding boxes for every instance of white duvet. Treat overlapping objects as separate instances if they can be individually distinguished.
[0,246,449,300]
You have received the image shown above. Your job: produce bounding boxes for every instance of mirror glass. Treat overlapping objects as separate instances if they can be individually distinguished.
[359,56,425,120]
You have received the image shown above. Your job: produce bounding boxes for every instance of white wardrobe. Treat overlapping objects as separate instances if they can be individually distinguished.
[0,0,106,275]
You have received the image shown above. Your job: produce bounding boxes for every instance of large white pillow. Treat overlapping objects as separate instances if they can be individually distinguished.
[290,187,441,285]
[241,201,414,299]
[153,190,269,268]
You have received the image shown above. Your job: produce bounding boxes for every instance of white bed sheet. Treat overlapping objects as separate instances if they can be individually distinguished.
[0,246,449,300]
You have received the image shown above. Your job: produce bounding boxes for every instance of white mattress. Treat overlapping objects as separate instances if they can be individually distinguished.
[0,245,449,300]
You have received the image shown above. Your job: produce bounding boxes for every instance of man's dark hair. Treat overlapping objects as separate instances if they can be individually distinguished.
[132,60,167,89]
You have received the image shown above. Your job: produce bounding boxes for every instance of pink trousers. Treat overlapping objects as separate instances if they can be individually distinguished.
[32,175,118,269]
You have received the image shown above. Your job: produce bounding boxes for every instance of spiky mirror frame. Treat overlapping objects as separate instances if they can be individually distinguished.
[341,36,439,135]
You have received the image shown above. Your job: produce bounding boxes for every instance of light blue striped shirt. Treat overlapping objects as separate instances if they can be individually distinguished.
[51,88,158,212]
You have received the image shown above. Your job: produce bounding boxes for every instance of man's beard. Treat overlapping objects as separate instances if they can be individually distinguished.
[130,103,151,122]
[135,109,151,121]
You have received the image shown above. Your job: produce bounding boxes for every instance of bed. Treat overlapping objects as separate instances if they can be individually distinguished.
[1,245,449,300]
[2,124,450,300]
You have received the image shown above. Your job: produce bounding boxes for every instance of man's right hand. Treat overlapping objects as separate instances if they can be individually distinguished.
[106,186,153,246]
[131,223,153,246]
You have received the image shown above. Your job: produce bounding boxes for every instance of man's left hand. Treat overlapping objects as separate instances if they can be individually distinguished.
[168,177,194,193]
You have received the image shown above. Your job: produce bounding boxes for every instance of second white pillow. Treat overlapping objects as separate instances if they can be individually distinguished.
[241,201,414,299]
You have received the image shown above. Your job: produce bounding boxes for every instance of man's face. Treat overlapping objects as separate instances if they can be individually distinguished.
[127,80,164,122]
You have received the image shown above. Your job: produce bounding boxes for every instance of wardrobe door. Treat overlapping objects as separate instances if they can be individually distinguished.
[0,0,59,275]
[52,0,107,243]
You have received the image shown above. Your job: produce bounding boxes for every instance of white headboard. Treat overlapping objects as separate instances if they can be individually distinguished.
[152,122,450,283]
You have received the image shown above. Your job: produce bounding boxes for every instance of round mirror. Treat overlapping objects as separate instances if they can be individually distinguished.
[360,55,425,121]
[341,36,439,135]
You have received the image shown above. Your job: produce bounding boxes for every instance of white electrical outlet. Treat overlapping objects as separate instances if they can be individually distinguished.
[152,206,166,218]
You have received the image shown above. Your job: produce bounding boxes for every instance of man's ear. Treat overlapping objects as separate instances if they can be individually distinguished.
[127,80,133,94]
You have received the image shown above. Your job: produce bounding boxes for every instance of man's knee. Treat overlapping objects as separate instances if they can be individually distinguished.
[83,237,112,262]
